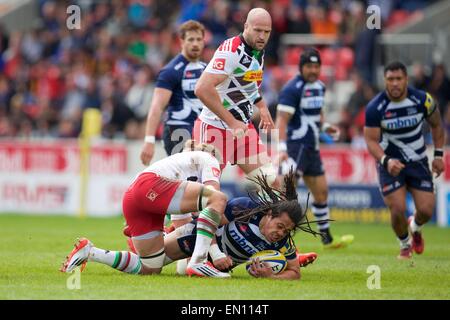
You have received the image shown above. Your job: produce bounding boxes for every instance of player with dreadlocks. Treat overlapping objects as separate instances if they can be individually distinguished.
[162,168,320,279]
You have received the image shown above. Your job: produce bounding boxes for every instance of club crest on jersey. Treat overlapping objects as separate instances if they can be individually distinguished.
[212,167,221,178]
[385,111,396,118]
[243,70,263,82]
[185,71,195,78]
[146,190,159,201]
[239,224,249,233]
[212,58,225,71]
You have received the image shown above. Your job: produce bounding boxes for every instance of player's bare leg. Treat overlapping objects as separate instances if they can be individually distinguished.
[383,187,412,259]
[167,214,193,274]
[408,188,435,254]
[132,234,165,274]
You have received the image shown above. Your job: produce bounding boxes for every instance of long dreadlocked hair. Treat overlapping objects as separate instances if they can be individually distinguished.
[233,167,328,240]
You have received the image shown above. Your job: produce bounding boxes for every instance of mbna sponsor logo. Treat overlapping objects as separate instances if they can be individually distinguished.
[385,117,418,130]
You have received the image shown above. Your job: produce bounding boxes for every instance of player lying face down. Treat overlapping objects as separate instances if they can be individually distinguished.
[61,141,232,278]
[163,169,323,280]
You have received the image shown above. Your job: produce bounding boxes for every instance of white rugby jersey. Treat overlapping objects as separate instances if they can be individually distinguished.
[199,34,264,128]
[142,151,221,183]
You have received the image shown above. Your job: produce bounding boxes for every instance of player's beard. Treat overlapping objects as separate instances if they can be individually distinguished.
[388,86,405,100]
[186,49,201,61]
[306,74,318,82]
[248,35,266,51]
[254,39,266,51]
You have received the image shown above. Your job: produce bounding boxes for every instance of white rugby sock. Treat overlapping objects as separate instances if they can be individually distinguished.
[410,217,423,233]
[398,234,411,249]
[312,203,330,231]
[89,247,142,274]
[189,207,220,265]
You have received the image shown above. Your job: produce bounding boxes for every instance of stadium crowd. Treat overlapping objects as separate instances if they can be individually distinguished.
[0,0,448,145]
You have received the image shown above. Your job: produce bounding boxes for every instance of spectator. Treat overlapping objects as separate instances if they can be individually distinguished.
[200,1,230,47]
[0,0,436,143]
[177,0,207,23]
[412,62,431,91]
[125,65,154,122]
[0,75,13,115]
[127,0,153,30]
[309,5,338,36]
[338,1,365,47]
[0,23,9,56]
[428,64,450,116]
[341,71,377,143]
[354,27,380,84]
[286,5,311,34]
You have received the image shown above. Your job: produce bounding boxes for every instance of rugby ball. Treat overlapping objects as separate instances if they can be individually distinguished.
[245,250,287,275]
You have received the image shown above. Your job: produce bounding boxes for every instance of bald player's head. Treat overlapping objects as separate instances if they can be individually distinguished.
[243,8,272,51]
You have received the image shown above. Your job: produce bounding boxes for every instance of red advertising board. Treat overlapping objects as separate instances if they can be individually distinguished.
[444,153,450,181]
[0,141,127,174]
[320,148,378,184]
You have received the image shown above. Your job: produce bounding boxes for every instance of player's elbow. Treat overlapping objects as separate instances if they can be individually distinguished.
[194,79,208,100]
[281,267,301,280]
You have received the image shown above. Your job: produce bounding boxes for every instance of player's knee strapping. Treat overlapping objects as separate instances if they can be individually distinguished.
[246,163,277,188]
[197,185,216,211]
[140,248,166,269]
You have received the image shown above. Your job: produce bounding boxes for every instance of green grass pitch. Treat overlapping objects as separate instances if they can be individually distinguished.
[1,214,450,300]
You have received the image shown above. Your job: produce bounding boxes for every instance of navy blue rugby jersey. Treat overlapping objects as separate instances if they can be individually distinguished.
[277,75,326,150]
[217,197,297,265]
[365,86,436,162]
[156,54,206,126]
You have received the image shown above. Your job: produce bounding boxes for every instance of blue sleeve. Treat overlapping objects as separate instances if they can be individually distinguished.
[224,197,257,222]
[155,67,179,91]
[365,99,382,127]
[278,82,301,108]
